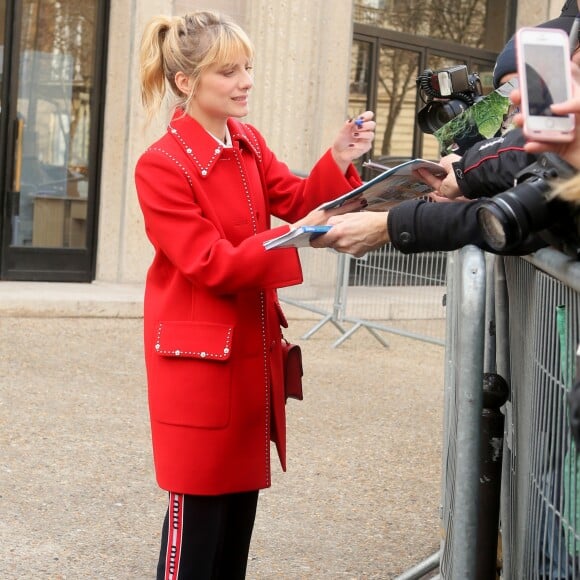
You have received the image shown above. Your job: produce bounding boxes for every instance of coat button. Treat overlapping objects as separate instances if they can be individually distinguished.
[200,351,207,358]
[201,169,207,176]
[174,350,181,356]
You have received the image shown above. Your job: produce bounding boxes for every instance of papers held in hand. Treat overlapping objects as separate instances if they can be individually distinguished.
[264,225,331,250]
[264,158,444,251]
[319,158,446,212]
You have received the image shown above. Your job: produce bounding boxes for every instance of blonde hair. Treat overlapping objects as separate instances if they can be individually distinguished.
[139,11,254,122]
[553,172,580,204]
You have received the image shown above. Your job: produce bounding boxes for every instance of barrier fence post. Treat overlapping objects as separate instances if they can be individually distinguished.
[299,251,349,340]
[452,246,486,579]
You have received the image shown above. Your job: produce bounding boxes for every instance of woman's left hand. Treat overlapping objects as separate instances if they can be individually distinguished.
[331,111,376,173]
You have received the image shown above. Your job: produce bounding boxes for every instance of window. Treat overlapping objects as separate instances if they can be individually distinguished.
[354,0,513,51]
[350,0,513,164]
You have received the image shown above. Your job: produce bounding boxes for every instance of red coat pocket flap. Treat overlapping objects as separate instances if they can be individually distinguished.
[154,321,233,361]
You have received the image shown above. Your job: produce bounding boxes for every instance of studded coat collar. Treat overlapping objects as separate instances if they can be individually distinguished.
[166,110,262,179]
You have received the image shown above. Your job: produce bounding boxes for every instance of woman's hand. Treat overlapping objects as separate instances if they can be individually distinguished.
[331,111,376,173]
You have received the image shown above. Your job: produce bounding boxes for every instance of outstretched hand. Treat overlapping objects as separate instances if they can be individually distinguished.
[331,111,376,173]
[414,154,464,200]
[310,211,390,257]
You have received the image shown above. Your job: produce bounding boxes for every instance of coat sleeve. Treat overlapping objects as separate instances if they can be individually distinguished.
[388,198,547,255]
[388,198,488,253]
[246,125,362,223]
[452,129,537,199]
[135,149,303,295]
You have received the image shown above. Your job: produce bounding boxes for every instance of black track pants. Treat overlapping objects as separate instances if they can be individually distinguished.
[156,490,259,580]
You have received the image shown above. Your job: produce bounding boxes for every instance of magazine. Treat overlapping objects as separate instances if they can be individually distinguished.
[318,158,446,212]
[263,225,332,250]
[434,78,519,156]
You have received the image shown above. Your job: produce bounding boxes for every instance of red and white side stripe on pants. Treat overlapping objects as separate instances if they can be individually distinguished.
[163,492,184,580]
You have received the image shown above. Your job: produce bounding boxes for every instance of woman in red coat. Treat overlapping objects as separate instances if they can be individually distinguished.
[134,10,375,579]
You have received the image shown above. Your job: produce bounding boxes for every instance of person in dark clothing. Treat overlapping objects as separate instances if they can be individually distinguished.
[313,3,580,258]
[311,128,538,256]
[433,128,536,200]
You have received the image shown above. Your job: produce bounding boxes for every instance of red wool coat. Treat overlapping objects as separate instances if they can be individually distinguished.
[134,111,361,495]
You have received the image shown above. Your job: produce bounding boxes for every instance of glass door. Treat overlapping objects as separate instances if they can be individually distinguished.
[0,0,108,281]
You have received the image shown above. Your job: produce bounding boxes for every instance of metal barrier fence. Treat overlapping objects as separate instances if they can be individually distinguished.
[283,240,580,577]
[278,245,447,347]
[502,250,580,579]
[402,245,580,580]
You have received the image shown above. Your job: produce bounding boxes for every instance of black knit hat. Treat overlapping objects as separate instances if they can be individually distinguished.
[492,0,579,88]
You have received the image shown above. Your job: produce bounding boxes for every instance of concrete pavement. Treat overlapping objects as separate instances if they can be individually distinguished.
[0,282,445,578]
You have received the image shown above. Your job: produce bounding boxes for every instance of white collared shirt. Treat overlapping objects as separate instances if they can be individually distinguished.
[208,126,233,148]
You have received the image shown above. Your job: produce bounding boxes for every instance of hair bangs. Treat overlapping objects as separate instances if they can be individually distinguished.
[200,23,254,71]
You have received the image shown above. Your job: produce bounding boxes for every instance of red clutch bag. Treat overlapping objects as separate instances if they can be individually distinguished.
[281,339,303,401]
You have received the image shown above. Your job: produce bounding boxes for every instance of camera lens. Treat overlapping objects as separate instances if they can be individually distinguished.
[476,177,553,251]
[417,99,470,134]
[477,198,521,251]
[435,101,468,126]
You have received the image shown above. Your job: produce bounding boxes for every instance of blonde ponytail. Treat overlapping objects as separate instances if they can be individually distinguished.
[139,15,177,122]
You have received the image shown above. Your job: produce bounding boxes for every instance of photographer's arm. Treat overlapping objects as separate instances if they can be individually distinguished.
[388,199,487,252]
[449,128,536,198]
[390,198,546,255]
[311,200,484,256]
[415,130,535,201]
[311,198,546,256]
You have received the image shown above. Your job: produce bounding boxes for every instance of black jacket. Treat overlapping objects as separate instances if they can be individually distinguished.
[387,129,543,255]
[387,198,545,254]
[452,128,536,199]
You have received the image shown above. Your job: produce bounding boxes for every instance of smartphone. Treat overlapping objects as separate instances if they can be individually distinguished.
[516,27,575,142]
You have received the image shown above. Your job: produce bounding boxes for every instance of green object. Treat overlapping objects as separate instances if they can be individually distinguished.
[559,304,580,555]
[434,79,518,156]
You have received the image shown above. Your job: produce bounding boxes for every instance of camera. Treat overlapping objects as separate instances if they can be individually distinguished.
[416,65,483,134]
[476,153,580,257]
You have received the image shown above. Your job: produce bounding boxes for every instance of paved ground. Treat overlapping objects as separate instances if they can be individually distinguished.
[0,301,445,579]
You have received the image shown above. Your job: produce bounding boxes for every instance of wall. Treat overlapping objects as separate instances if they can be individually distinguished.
[96,0,171,283]
[516,0,567,26]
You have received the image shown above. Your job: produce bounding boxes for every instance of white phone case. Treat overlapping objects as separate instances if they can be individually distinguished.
[516,27,575,142]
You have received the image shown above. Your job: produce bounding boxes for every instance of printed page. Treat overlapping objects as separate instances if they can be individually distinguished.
[319,159,446,212]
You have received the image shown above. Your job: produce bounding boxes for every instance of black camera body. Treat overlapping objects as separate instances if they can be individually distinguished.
[476,153,580,257]
[416,65,483,134]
